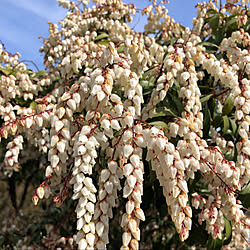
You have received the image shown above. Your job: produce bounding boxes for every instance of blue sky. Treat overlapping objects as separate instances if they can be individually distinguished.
[0,0,198,71]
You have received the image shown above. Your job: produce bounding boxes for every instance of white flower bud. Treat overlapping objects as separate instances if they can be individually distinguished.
[51,135,59,147]
[89,221,95,234]
[101,119,110,130]
[86,233,95,247]
[130,154,140,167]
[84,212,92,223]
[123,145,133,158]
[51,154,59,168]
[44,186,50,199]
[54,119,64,132]
[82,224,90,233]
[78,145,87,155]
[126,200,135,215]
[37,186,45,199]
[178,179,189,193]
[123,184,133,198]
[78,238,87,249]
[67,99,76,111]
[77,217,84,230]
[88,192,96,203]
[184,216,192,230]
[73,92,81,104]
[61,128,71,140]
[100,169,110,183]
[135,208,145,221]
[86,202,95,214]
[104,180,113,194]
[123,163,134,177]
[96,240,106,249]
[83,177,97,192]
[100,200,109,214]
[132,227,140,241]
[99,188,107,200]
[128,218,137,233]
[96,221,105,237]
[127,175,137,188]
[122,231,132,246]
[81,186,90,196]
[25,117,33,128]
[45,165,53,177]
[35,115,43,127]
[133,168,143,182]
[95,75,105,84]
[81,126,91,136]
[184,206,192,218]
[130,239,139,250]
[94,207,102,220]
[172,186,181,198]
[97,90,106,101]
[124,115,133,128]
[121,213,130,228]
[132,189,142,203]
[57,141,66,153]
[74,182,83,193]
[111,119,121,130]
[100,214,109,227]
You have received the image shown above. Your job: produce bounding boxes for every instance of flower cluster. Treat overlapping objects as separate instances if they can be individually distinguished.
[0,0,250,249]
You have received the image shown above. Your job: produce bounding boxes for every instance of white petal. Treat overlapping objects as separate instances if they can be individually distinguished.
[77,217,84,230]
[127,175,137,188]
[122,232,131,246]
[104,181,113,194]
[86,233,95,247]
[78,239,87,250]
[57,141,66,153]
[135,208,145,221]
[100,169,111,183]
[54,120,64,132]
[96,222,105,237]
[126,200,134,215]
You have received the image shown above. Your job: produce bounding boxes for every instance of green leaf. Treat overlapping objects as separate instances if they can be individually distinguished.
[97,40,110,47]
[0,66,13,76]
[142,66,157,79]
[239,182,250,195]
[168,92,183,115]
[35,70,47,77]
[222,115,230,134]
[149,121,168,129]
[223,217,232,245]
[200,94,213,103]
[94,32,109,41]
[196,42,218,49]
[152,107,177,118]
[205,14,220,31]
[206,9,218,15]
[229,119,237,136]
[213,115,223,128]
[30,101,37,110]
[203,102,211,138]
[224,17,238,32]
[117,44,124,53]
[0,236,4,246]
[222,94,234,115]
[163,51,168,61]
[173,79,180,88]
[170,37,178,45]
[207,237,224,250]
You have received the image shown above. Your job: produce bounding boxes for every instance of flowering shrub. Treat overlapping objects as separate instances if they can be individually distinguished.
[0,0,250,249]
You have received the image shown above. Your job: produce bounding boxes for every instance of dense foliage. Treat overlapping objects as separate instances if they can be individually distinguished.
[0,0,250,249]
